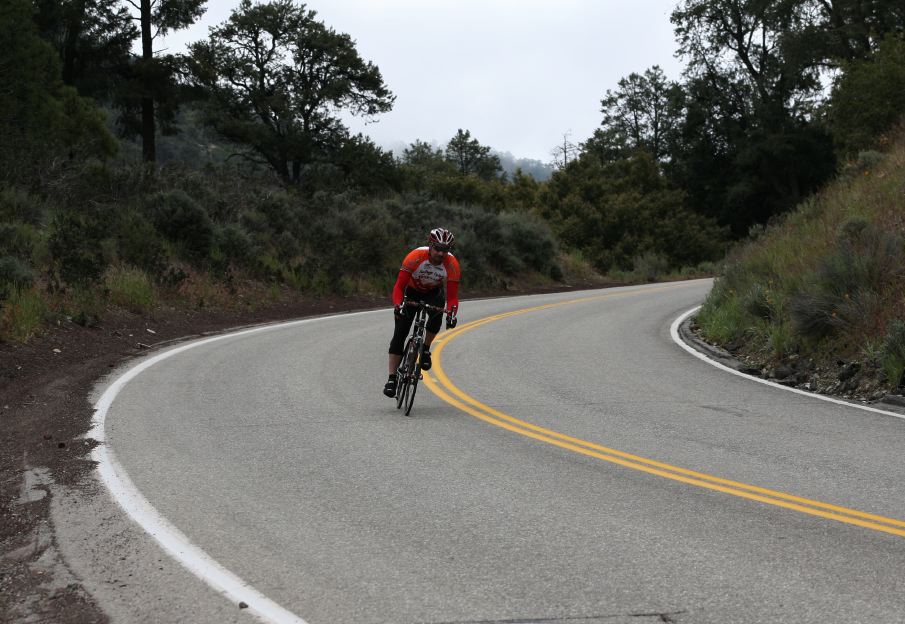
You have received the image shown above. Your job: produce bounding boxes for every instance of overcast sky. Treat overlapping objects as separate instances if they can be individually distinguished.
[159,1,683,163]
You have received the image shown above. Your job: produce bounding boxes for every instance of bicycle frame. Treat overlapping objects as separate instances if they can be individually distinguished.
[395,299,444,415]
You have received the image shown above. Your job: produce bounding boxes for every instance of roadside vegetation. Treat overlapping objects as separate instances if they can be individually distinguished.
[697,126,905,397]
[2,0,903,355]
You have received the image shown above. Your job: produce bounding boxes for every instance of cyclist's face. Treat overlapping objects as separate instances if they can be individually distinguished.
[429,245,449,264]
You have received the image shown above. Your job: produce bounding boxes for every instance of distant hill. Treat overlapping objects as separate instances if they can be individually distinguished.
[381,139,553,181]
[495,151,553,181]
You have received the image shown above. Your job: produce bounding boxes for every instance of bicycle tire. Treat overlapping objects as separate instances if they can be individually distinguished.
[396,337,417,410]
[395,370,408,410]
[395,339,408,409]
[403,347,422,416]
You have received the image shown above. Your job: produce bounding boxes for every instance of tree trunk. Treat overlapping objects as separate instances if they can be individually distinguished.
[62,1,86,87]
[140,0,156,163]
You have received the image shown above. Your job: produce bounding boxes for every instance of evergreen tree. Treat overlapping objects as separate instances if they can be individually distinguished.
[444,129,503,180]
[585,66,683,164]
[33,0,206,163]
[187,0,394,185]
[0,0,115,181]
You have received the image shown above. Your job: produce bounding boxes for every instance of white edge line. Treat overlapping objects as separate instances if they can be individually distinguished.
[89,309,379,624]
[670,306,905,421]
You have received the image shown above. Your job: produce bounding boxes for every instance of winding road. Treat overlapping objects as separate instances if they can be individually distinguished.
[84,280,905,623]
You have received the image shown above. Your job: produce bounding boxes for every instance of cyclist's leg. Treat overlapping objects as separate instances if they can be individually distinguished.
[420,289,445,370]
[385,288,419,394]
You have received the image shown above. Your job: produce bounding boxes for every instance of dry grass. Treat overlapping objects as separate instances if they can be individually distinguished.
[697,126,905,386]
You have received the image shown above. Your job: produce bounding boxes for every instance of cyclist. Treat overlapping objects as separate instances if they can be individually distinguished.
[383,227,460,397]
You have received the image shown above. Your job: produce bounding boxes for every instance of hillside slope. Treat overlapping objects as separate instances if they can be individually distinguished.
[695,126,905,401]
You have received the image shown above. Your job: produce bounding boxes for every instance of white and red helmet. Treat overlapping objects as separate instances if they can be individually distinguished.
[428,227,454,250]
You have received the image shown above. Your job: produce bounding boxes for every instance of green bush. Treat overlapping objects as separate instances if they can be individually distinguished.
[0,188,45,225]
[829,36,905,154]
[106,266,157,315]
[743,283,773,320]
[632,251,669,282]
[306,198,400,279]
[766,321,795,359]
[0,256,35,299]
[274,231,300,262]
[697,286,749,345]
[790,224,903,340]
[213,224,254,264]
[880,319,905,389]
[116,210,167,274]
[145,190,214,263]
[499,211,559,276]
[0,222,41,259]
[255,192,299,235]
[49,204,114,285]
[1,287,49,342]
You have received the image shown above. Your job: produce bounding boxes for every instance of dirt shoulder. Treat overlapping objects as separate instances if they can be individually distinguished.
[1,293,392,623]
[1,279,618,623]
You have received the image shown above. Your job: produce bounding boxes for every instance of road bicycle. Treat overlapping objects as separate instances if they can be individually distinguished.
[395,300,445,416]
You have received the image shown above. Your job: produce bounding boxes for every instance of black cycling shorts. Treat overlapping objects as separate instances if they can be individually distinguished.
[388,287,445,355]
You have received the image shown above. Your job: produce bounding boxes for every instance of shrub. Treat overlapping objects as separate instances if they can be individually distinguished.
[743,283,773,320]
[829,36,905,154]
[696,280,749,344]
[0,256,35,299]
[0,222,41,259]
[790,286,882,341]
[766,321,795,359]
[255,192,298,234]
[0,188,45,225]
[49,204,113,285]
[106,266,157,315]
[499,211,558,276]
[836,215,870,242]
[306,198,400,276]
[880,319,905,389]
[213,224,254,264]
[145,190,214,263]
[790,224,903,340]
[274,231,300,261]
[632,251,669,282]
[0,287,49,342]
[116,210,167,274]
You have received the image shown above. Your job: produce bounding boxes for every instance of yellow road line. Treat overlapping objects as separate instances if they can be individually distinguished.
[423,286,905,538]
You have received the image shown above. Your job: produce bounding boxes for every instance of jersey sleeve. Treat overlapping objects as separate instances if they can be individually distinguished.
[445,255,461,310]
[445,254,461,282]
[446,280,459,310]
[392,269,410,306]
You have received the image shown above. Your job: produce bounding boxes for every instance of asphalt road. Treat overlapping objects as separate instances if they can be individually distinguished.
[89,280,905,623]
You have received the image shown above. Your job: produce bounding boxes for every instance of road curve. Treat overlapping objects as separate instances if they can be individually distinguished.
[95,280,905,623]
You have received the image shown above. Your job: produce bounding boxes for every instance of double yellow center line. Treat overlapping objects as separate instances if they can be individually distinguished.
[423,286,905,538]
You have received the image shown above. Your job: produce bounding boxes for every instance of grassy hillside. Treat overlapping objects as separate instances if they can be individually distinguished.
[696,126,905,398]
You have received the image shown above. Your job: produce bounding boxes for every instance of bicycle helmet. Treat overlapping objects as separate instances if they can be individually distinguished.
[428,227,454,250]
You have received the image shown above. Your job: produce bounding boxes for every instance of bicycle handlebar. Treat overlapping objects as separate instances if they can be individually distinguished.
[401,299,447,313]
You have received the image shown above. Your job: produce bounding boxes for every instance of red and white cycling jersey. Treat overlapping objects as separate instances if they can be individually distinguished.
[392,246,461,309]
[401,246,461,292]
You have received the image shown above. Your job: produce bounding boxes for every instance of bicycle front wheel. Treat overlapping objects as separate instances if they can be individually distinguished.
[403,360,420,416]
[396,338,419,410]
